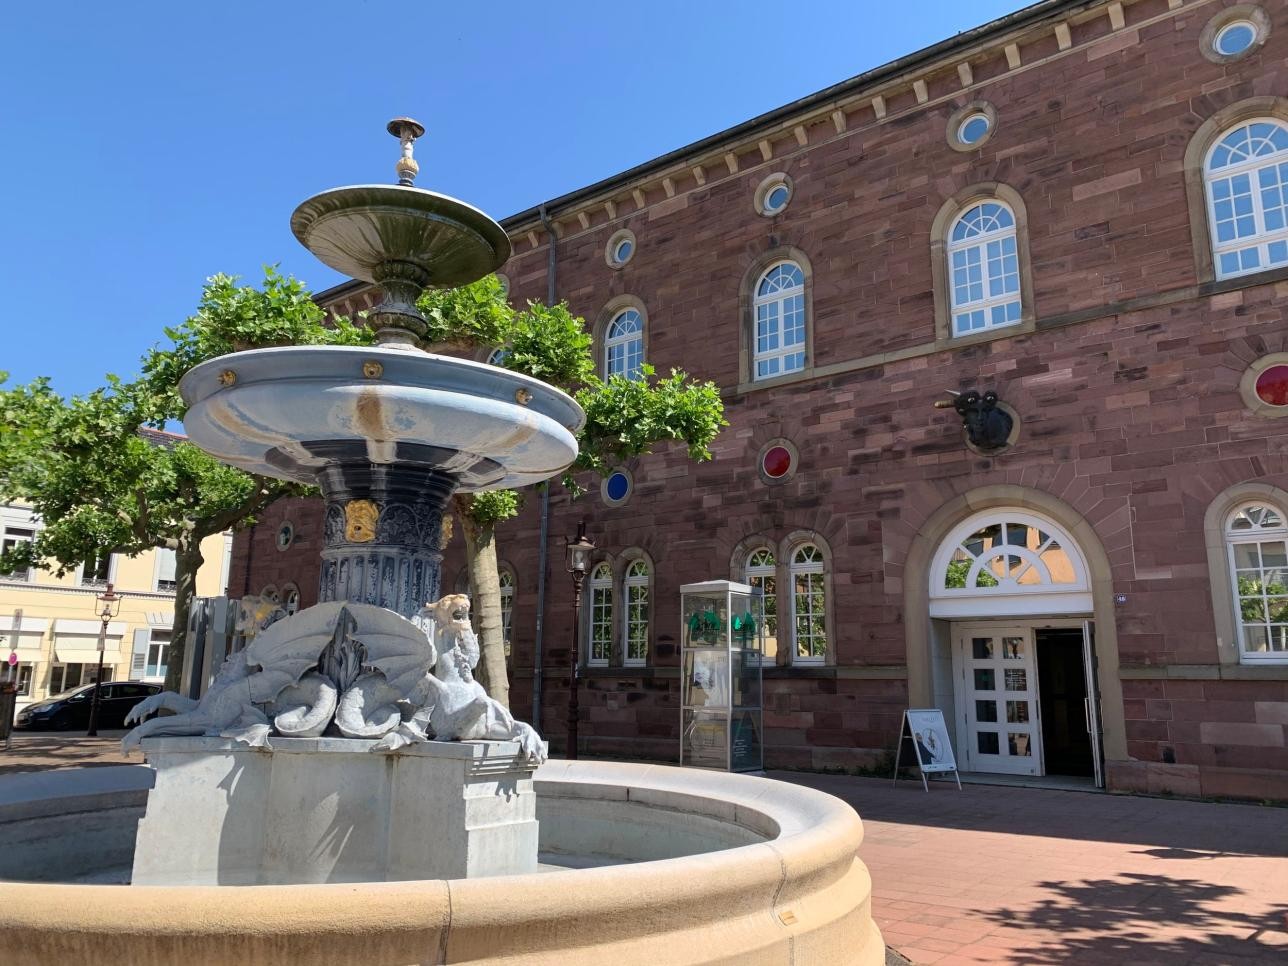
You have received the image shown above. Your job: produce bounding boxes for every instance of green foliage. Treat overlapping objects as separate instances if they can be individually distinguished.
[504,301,596,388]
[139,266,371,421]
[458,490,523,528]
[417,274,512,349]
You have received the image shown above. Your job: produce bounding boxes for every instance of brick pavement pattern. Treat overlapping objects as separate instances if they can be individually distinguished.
[780,772,1288,965]
[0,732,132,775]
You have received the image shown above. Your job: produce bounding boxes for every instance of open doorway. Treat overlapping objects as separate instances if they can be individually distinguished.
[1035,627,1094,778]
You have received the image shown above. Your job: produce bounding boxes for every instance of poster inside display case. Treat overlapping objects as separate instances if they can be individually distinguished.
[679,580,764,772]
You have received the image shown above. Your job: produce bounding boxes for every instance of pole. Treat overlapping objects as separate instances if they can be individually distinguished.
[566,573,585,760]
[86,611,107,737]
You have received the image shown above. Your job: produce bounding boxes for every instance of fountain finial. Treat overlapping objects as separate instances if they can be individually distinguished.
[387,117,425,187]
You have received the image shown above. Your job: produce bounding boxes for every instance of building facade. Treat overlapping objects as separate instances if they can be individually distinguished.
[235,0,1288,800]
[1,502,232,713]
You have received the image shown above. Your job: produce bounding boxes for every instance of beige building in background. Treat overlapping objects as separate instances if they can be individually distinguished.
[0,503,232,712]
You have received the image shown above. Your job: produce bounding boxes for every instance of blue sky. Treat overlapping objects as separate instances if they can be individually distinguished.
[0,1,1022,395]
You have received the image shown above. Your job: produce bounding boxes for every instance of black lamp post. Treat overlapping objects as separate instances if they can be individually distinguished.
[87,582,122,737]
[563,521,595,761]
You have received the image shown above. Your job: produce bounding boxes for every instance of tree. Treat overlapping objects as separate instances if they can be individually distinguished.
[418,277,727,709]
[0,268,371,691]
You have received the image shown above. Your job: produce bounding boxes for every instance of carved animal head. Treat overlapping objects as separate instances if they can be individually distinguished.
[431,594,472,628]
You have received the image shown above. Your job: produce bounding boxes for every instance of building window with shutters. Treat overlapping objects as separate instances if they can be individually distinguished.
[154,547,177,592]
[145,630,171,681]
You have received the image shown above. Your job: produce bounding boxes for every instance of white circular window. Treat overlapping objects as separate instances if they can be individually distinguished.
[1202,6,1270,63]
[958,114,991,146]
[1216,20,1257,56]
[605,229,636,269]
[947,101,998,152]
[754,173,794,217]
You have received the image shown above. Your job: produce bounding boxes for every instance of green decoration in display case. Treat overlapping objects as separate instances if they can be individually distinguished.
[679,579,764,772]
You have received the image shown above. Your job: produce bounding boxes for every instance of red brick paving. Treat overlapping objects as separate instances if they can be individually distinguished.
[776,772,1288,965]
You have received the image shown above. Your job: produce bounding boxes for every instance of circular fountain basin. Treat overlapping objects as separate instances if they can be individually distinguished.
[0,760,883,965]
[178,345,585,490]
[291,184,511,286]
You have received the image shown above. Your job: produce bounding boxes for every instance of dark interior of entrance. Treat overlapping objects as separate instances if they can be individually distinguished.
[1035,628,1094,777]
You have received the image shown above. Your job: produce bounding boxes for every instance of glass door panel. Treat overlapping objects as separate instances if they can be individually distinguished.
[955,626,1042,776]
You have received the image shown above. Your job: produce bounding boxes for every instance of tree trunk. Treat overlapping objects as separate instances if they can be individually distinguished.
[162,533,205,694]
[455,496,510,710]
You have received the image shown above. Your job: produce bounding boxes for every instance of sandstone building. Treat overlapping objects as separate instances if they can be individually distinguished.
[235,0,1288,799]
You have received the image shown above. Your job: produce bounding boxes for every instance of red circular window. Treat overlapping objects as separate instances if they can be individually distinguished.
[762,445,793,479]
[1256,365,1288,406]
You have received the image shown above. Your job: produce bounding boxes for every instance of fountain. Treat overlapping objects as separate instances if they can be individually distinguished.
[0,121,883,964]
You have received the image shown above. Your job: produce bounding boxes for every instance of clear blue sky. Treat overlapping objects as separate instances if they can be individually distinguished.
[0,0,1022,396]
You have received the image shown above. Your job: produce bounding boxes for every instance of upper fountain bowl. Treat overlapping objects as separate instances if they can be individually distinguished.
[291,185,511,288]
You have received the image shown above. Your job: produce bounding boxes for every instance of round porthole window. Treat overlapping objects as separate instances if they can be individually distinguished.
[275,522,294,552]
[958,113,991,146]
[1216,20,1258,56]
[757,438,799,484]
[605,229,636,269]
[754,173,794,217]
[1255,365,1288,406]
[602,469,633,506]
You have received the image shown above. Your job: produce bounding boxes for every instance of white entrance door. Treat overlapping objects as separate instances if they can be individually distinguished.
[953,625,1043,776]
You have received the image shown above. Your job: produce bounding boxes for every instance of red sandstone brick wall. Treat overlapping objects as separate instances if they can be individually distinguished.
[236,0,1288,799]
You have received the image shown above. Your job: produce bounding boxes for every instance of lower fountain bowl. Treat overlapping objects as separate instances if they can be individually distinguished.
[178,345,585,491]
[0,759,883,966]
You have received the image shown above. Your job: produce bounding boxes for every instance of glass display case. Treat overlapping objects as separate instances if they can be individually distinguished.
[679,580,764,772]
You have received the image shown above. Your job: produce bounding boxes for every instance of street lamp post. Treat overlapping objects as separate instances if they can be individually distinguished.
[87,582,122,737]
[563,522,595,761]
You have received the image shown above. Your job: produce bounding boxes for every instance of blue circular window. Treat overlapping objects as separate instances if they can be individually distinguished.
[1216,21,1257,56]
[603,470,632,505]
[958,113,991,145]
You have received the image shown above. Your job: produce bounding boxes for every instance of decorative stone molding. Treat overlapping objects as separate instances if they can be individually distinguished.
[945,100,998,153]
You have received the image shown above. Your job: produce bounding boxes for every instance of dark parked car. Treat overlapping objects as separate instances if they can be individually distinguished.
[14,681,163,731]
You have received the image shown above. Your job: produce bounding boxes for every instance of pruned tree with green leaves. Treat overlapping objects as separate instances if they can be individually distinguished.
[418,276,727,709]
[0,268,371,690]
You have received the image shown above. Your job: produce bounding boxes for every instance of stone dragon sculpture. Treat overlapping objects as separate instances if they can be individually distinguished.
[123,595,546,763]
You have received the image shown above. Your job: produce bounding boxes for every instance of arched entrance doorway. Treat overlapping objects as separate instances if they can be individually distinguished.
[927,509,1103,785]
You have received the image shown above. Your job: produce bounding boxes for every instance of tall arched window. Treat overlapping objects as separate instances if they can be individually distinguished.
[947,201,1021,336]
[753,261,806,381]
[623,559,650,666]
[498,569,515,658]
[587,563,613,666]
[790,544,827,663]
[745,548,778,664]
[604,309,644,380]
[1205,119,1288,279]
[1226,503,1288,662]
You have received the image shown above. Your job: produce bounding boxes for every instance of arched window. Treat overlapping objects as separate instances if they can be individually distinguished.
[947,201,1021,336]
[930,510,1091,618]
[587,563,613,666]
[486,347,509,367]
[753,261,806,381]
[1205,119,1288,279]
[789,544,827,663]
[604,309,644,380]
[744,548,778,664]
[623,559,649,666]
[1226,503,1288,662]
[499,569,515,658]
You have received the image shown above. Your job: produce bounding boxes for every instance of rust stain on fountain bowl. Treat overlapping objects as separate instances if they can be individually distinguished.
[354,388,390,439]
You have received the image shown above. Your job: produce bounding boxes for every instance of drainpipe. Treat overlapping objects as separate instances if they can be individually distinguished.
[532,204,558,732]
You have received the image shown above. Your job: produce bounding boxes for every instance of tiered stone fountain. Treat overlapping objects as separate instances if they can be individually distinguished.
[0,120,884,965]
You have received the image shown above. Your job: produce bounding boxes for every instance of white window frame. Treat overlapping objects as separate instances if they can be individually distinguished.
[586,563,613,667]
[622,559,649,667]
[929,509,1092,619]
[744,548,777,666]
[1205,118,1288,280]
[1225,503,1288,664]
[499,569,515,657]
[153,546,178,593]
[946,200,1022,337]
[78,550,117,588]
[145,629,172,682]
[1,525,36,582]
[789,544,827,665]
[604,309,644,380]
[753,261,807,381]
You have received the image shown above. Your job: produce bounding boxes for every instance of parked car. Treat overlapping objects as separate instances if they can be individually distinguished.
[14,681,163,731]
